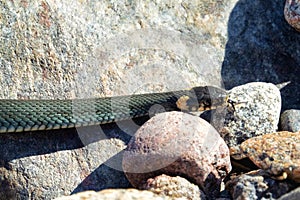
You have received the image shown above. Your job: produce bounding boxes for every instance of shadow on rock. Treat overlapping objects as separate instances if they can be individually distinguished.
[222,0,300,111]
[71,151,131,194]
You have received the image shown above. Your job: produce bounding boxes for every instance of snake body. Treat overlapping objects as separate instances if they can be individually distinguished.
[0,86,228,133]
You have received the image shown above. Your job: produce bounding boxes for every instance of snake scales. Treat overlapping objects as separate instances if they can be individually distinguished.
[0,86,228,133]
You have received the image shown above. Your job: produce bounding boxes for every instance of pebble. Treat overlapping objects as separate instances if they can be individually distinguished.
[230,131,300,182]
[280,109,300,132]
[122,111,231,198]
[226,169,296,199]
[142,174,206,200]
[213,82,281,149]
[54,189,172,200]
[284,0,300,31]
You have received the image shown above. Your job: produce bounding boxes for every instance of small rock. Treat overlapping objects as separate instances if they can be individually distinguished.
[226,170,296,200]
[230,131,300,182]
[54,189,172,200]
[214,82,281,148]
[278,186,300,200]
[142,174,206,200]
[122,111,231,198]
[284,0,300,31]
[280,109,300,132]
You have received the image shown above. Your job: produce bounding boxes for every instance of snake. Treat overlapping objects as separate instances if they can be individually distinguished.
[0,86,231,133]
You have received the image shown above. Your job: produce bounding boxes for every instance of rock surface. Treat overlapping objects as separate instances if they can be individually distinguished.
[123,111,231,198]
[54,189,172,200]
[212,82,281,148]
[230,131,300,183]
[226,170,297,200]
[280,109,300,132]
[142,174,206,200]
[0,126,131,200]
[278,186,300,200]
[0,0,237,100]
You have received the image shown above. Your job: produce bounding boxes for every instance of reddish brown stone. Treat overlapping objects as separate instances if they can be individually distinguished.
[122,111,231,198]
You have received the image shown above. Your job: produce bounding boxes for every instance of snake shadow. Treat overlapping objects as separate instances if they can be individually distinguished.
[0,117,150,164]
[0,118,152,196]
[222,0,300,111]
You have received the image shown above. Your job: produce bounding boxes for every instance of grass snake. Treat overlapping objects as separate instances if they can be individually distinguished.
[0,86,230,133]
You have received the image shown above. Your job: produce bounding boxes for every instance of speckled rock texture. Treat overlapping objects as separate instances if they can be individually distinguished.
[278,186,300,200]
[142,174,206,200]
[54,189,172,200]
[230,131,300,183]
[280,109,300,132]
[222,0,300,111]
[213,82,281,148]
[226,170,297,200]
[284,0,300,31]
[122,111,231,198]
[0,0,237,100]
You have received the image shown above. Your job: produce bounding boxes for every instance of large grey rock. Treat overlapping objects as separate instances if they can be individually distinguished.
[222,0,300,111]
[0,0,238,100]
[123,111,231,198]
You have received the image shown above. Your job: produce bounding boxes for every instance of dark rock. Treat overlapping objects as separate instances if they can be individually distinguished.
[226,170,297,200]
[222,0,300,111]
[278,186,300,200]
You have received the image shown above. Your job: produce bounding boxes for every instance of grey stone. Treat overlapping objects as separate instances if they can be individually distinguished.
[142,174,206,200]
[280,109,300,132]
[212,82,281,148]
[226,170,297,200]
[122,111,231,198]
[278,186,300,200]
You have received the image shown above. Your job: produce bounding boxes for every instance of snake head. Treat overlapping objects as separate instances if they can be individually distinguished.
[176,86,229,112]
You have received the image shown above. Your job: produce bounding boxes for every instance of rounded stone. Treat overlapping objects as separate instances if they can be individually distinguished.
[230,131,300,182]
[215,82,281,148]
[280,109,300,132]
[284,0,300,31]
[142,174,206,200]
[54,189,172,200]
[122,111,231,197]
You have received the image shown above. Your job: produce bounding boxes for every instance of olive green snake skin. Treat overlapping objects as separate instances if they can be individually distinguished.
[0,86,228,133]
